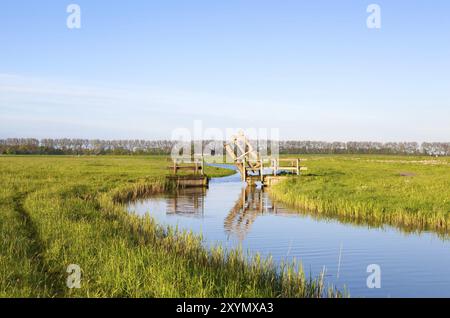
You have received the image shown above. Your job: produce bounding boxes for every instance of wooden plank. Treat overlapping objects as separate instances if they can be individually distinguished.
[168,166,200,170]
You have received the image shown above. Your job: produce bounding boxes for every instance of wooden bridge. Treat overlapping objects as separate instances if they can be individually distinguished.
[167,157,208,187]
[225,132,306,186]
[168,157,205,175]
[166,132,306,187]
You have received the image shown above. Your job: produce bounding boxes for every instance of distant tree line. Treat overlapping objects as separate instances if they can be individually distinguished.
[0,138,449,156]
[0,138,175,155]
[279,141,450,155]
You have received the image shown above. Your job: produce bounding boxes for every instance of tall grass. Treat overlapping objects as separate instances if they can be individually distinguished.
[0,155,341,298]
[271,155,450,235]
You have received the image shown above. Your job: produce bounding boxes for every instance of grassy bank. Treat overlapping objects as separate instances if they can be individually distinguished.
[271,155,450,234]
[0,155,339,298]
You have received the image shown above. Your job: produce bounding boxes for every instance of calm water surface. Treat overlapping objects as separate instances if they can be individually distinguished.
[127,167,450,297]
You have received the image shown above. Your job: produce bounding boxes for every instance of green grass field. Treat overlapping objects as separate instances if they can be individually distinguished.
[272,155,450,235]
[3,154,447,298]
[0,155,337,298]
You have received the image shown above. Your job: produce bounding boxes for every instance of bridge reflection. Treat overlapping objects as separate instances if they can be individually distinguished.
[224,186,278,241]
[165,187,207,216]
[162,185,286,240]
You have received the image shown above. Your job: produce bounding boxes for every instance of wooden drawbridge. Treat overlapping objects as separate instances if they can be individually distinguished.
[224,132,305,186]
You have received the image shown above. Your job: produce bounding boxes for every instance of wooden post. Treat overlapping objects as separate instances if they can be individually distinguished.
[260,159,264,184]
[173,160,177,174]
[201,156,204,176]
[296,158,300,176]
[242,157,246,181]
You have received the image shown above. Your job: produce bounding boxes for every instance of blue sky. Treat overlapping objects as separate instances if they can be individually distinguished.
[0,0,449,141]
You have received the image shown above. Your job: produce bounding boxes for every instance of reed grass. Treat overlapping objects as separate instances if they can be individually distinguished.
[271,155,450,235]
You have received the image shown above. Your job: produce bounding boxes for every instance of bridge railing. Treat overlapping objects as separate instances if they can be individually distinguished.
[167,157,205,175]
[242,158,302,181]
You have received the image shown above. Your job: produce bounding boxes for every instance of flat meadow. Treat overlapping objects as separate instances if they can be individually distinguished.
[1,154,448,297]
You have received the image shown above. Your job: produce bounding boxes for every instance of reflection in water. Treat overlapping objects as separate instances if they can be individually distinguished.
[163,184,305,242]
[133,180,450,239]
[163,185,280,240]
[165,187,206,216]
[225,186,273,241]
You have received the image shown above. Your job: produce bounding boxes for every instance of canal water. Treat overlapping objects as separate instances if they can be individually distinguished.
[127,167,450,297]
